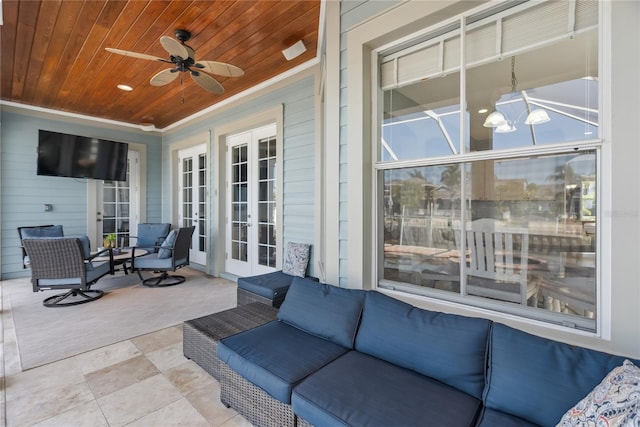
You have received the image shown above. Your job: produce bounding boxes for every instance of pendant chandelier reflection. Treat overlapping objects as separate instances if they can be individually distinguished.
[483,56,551,130]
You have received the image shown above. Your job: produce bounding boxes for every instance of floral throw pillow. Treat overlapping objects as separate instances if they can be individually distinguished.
[556,359,640,427]
[282,242,311,277]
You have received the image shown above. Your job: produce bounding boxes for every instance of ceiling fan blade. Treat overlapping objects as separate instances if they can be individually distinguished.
[105,48,168,63]
[150,69,179,86]
[196,60,244,77]
[160,36,190,59]
[190,72,224,94]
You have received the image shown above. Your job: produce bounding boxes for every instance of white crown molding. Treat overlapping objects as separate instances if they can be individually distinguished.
[162,57,319,132]
[0,57,319,134]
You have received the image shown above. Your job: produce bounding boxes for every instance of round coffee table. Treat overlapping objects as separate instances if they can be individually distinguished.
[93,248,148,274]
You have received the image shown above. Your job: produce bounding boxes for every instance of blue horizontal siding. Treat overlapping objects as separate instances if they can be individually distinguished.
[1,111,162,279]
[161,75,316,275]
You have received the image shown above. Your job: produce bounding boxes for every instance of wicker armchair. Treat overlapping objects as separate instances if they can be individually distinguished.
[17,224,63,268]
[131,225,195,287]
[22,237,114,307]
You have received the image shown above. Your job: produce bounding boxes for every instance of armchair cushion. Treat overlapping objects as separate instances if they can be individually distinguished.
[158,229,177,259]
[135,223,171,252]
[68,235,92,259]
[133,253,186,270]
[20,226,65,268]
[85,260,112,283]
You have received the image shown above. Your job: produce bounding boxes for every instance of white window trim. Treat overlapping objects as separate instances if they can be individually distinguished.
[346,0,612,341]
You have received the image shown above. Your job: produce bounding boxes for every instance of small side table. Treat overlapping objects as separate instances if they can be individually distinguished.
[92,248,148,274]
[183,302,278,380]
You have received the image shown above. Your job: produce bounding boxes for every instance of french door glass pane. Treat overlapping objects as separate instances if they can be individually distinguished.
[231,145,249,262]
[102,159,130,246]
[258,136,276,268]
[198,153,207,253]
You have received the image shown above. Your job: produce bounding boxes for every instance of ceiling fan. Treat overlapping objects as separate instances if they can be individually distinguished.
[105,29,244,94]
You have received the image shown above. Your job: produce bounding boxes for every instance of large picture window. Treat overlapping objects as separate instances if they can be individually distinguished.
[376,0,600,331]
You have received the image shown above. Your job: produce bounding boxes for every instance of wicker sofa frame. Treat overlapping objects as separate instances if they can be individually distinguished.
[220,361,296,427]
[236,287,285,307]
[183,302,277,380]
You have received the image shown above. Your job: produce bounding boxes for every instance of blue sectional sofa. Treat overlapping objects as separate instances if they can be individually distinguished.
[217,277,640,427]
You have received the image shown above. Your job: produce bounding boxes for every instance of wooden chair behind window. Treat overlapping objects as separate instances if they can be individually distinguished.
[457,218,536,305]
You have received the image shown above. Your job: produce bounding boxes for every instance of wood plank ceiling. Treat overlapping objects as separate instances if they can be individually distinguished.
[0,0,320,129]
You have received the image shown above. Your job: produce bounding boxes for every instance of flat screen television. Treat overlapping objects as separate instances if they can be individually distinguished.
[37,130,129,181]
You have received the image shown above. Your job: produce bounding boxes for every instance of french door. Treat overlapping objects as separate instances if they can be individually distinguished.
[225,123,277,276]
[96,150,139,247]
[178,144,208,265]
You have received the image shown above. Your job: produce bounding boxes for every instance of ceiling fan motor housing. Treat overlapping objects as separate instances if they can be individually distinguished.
[174,29,192,43]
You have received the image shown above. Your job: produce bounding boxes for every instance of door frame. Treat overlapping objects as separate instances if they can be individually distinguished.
[88,142,147,250]
[211,105,284,278]
[225,123,278,276]
[169,131,211,267]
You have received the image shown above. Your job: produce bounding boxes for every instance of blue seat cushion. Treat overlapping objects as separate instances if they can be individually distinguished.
[86,260,112,283]
[475,408,540,427]
[484,323,640,427]
[217,320,348,404]
[355,291,491,399]
[292,351,482,427]
[237,271,296,299]
[132,253,187,270]
[278,277,366,348]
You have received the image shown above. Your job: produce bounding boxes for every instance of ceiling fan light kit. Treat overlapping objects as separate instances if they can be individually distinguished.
[106,29,244,94]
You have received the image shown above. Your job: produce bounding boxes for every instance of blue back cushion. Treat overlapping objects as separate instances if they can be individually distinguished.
[20,225,64,239]
[137,223,170,248]
[277,277,365,349]
[484,323,640,426]
[69,235,91,259]
[355,291,492,399]
[157,229,177,259]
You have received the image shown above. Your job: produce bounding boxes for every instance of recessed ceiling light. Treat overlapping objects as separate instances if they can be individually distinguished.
[478,108,488,114]
[117,84,133,91]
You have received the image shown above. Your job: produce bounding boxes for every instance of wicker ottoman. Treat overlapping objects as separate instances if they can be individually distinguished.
[237,271,320,308]
[183,302,278,380]
[237,271,297,308]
